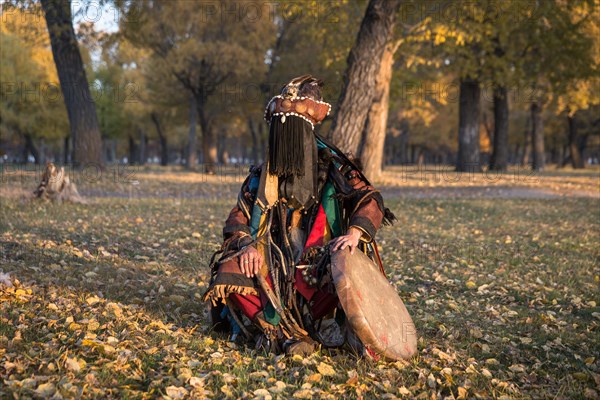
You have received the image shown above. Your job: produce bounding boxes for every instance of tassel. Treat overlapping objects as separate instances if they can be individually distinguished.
[202,284,259,304]
[268,115,311,177]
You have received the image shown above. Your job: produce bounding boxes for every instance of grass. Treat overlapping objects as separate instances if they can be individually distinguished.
[1,166,599,399]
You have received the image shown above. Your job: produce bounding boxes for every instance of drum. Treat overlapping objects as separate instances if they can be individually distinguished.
[330,248,418,360]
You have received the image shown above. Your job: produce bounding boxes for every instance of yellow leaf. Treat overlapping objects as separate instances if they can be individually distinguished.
[86,296,100,305]
[509,364,526,373]
[65,357,85,373]
[469,328,483,339]
[220,385,233,396]
[166,385,188,399]
[293,389,313,399]
[585,357,595,365]
[573,372,588,381]
[269,381,286,393]
[87,320,100,331]
[35,382,56,397]
[346,374,359,386]
[317,362,336,376]
[457,387,468,399]
[253,388,272,399]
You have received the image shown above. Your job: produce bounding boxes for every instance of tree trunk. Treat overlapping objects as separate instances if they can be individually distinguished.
[456,79,482,172]
[482,111,493,145]
[24,133,40,164]
[567,115,584,169]
[218,129,229,165]
[187,95,197,169]
[360,39,399,181]
[248,117,260,166]
[521,113,531,166]
[109,139,116,163]
[197,98,216,174]
[329,0,401,155]
[138,128,146,165]
[399,120,409,163]
[128,135,137,165]
[41,0,103,168]
[531,101,545,171]
[63,135,70,164]
[151,113,169,166]
[489,86,509,171]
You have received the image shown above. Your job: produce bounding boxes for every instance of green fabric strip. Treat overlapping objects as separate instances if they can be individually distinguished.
[250,203,262,239]
[321,181,342,237]
[264,302,281,326]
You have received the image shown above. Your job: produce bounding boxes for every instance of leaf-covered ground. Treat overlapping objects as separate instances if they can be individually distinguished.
[1,166,599,399]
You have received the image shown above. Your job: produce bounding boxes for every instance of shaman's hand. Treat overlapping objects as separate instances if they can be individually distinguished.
[330,227,362,254]
[239,246,263,278]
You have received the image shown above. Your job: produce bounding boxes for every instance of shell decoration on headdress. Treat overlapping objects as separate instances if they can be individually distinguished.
[264,75,332,129]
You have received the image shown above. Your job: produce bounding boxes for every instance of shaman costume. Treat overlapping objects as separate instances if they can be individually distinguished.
[202,75,397,355]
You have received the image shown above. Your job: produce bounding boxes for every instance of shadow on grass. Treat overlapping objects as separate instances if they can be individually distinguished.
[1,239,212,330]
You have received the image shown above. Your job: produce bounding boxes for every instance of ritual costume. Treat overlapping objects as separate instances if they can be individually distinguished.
[202,75,415,358]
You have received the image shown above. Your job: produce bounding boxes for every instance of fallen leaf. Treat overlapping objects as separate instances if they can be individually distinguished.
[166,385,188,399]
[253,388,272,399]
[317,362,336,376]
[269,381,286,393]
[35,382,56,398]
[293,389,313,399]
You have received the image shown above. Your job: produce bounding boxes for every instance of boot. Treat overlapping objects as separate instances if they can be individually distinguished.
[283,337,317,356]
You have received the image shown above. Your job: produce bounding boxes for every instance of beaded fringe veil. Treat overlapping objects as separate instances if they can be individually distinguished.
[268,116,310,177]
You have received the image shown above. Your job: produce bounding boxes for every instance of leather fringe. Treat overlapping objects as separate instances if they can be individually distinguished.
[202,284,259,306]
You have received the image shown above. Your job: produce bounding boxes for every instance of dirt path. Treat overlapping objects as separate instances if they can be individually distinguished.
[379,185,599,199]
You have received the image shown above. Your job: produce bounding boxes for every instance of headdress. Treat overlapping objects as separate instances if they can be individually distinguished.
[261,75,331,209]
[264,75,332,129]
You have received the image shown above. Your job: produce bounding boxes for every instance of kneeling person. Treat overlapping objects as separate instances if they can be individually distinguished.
[202,75,396,356]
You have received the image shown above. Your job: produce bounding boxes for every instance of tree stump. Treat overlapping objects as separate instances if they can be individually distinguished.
[33,162,85,203]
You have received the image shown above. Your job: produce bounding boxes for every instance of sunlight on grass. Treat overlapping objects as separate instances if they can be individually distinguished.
[1,170,598,398]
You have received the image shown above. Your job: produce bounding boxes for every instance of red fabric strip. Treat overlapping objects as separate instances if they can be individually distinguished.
[304,205,327,251]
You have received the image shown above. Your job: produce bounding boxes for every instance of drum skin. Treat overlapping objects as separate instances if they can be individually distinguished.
[331,248,418,360]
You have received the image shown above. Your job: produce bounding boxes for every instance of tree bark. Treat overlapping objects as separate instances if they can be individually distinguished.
[187,95,197,169]
[218,129,229,165]
[329,0,401,155]
[63,135,70,164]
[41,0,103,168]
[457,79,482,172]
[489,86,509,171]
[567,115,585,169]
[109,139,116,163]
[248,117,260,166]
[128,135,137,165]
[24,133,40,164]
[521,113,531,166]
[197,98,216,174]
[138,128,146,165]
[151,113,169,166]
[531,101,545,171]
[360,39,399,180]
